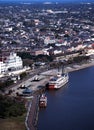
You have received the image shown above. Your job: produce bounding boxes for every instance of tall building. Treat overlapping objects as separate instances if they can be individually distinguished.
[0,52,23,74]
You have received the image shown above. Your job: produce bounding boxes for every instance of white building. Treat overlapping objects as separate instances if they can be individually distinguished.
[0,52,23,74]
[0,61,6,74]
[54,50,62,55]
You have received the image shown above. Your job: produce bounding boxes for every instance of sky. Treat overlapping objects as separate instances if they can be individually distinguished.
[0,0,94,3]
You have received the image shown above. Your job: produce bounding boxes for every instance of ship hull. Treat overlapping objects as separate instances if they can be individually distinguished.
[39,102,47,107]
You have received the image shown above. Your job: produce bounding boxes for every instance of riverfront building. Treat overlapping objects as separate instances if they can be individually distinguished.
[0,52,23,74]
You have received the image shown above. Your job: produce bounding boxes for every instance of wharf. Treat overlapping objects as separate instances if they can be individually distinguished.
[25,87,46,130]
[4,61,94,96]
[9,74,49,96]
[4,61,94,130]
[65,61,94,73]
[25,94,39,130]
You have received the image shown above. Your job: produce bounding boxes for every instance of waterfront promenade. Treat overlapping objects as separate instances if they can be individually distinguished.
[2,60,94,130]
[40,61,94,77]
[25,61,94,130]
[25,86,45,130]
[25,94,39,130]
[65,61,94,73]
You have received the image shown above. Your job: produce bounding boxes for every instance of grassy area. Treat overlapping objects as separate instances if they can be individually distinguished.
[0,114,26,130]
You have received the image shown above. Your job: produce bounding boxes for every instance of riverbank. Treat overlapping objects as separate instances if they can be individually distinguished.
[24,61,94,130]
[38,65,94,130]
[41,61,94,77]
[65,61,94,73]
[1,60,94,130]
[25,88,45,130]
[25,60,94,130]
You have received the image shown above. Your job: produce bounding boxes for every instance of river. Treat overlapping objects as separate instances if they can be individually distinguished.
[38,66,94,130]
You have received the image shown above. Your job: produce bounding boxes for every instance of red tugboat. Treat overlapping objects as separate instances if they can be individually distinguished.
[39,94,47,108]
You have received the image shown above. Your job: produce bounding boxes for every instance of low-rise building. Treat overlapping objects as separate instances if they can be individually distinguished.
[31,49,44,56]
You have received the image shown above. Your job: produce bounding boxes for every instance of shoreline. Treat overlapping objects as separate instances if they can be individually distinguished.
[65,61,94,73]
[25,61,94,130]
[40,61,94,77]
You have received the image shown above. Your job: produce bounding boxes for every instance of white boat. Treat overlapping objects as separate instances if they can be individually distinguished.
[48,72,69,89]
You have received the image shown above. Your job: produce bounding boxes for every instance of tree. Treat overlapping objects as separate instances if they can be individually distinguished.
[0,95,26,118]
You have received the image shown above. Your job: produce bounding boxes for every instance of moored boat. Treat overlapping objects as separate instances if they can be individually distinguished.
[39,94,47,108]
[48,72,69,89]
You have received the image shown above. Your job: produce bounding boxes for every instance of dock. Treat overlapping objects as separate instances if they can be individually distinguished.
[3,61,94,130]
[25,86,46,130]
[25,93,39,130]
